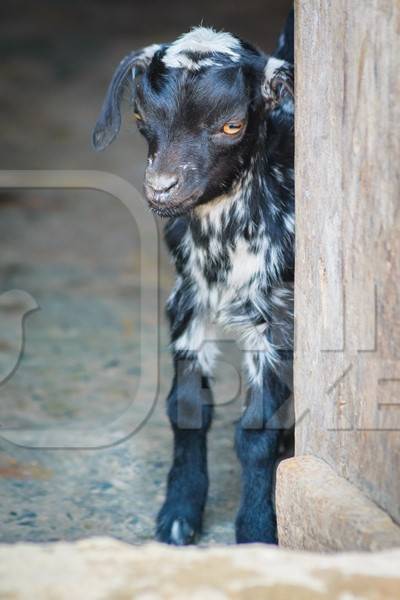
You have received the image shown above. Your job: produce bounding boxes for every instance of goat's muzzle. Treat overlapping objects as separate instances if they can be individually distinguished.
[144,167,202,217]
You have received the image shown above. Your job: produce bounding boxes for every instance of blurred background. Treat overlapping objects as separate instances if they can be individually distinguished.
[0,0,291,545]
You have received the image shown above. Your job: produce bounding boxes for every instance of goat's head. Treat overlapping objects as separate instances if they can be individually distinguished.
[93,27,293,217]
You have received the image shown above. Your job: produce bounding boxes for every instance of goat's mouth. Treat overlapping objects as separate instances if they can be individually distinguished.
[144,190,202,218]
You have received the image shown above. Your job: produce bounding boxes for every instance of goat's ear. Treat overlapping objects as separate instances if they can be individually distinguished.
[92,44,161,151]
[261,57,294,111]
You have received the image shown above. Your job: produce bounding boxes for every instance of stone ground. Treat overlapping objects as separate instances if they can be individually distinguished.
[0,0,291,546]
[2,537,400,600]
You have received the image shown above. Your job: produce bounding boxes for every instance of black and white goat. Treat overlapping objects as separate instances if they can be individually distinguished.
[93,13,294,545]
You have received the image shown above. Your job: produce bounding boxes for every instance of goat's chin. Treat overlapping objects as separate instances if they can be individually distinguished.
[146,195,200,218]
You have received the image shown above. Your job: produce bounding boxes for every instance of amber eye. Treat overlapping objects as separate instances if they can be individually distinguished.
[222,121,244,135]
[133,111,143,121]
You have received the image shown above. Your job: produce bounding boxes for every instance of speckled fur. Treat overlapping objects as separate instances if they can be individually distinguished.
[93,8,295,546]
[165,123,294,385]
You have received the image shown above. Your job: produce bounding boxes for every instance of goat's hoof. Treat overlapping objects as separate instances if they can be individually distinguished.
[156,514,198,546]
[235,508,277,545]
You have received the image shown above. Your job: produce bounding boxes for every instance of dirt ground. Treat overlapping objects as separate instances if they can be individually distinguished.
[0,0,291,545]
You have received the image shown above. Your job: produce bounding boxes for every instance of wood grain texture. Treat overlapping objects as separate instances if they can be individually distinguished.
[277,456,400,551]
[294,0,400,523]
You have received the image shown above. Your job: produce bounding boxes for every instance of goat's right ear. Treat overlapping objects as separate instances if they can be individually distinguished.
[261,57,294,111]
[92,44,161,151]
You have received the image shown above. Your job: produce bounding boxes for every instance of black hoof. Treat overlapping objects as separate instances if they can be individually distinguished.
[235,506,277,544]
[156,517,196,546]
[156,510,199,545]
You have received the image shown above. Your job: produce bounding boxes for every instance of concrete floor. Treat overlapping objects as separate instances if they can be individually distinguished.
[0,0,291,545]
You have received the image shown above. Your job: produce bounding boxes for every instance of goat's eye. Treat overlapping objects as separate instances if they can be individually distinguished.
[222,121,244,135]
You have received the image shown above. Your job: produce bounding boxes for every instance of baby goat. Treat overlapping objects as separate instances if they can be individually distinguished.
[93,17,294,545]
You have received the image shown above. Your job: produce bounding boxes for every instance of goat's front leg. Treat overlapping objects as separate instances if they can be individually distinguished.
[235,355,291,544]
[156,304,215,545]
[156,355,213,545]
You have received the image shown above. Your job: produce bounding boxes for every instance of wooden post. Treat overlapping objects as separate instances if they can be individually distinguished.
[276,0,400,551]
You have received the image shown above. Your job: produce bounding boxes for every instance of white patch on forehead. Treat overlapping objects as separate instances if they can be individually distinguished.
[164,54,217,71]
[163,26,241,70]
[142,43,162,60]
[131,44,162,80]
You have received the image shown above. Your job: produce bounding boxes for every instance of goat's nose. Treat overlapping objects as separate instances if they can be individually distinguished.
[146,172,179,194]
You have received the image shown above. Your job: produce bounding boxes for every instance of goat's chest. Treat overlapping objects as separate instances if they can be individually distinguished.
[184,229,267,319]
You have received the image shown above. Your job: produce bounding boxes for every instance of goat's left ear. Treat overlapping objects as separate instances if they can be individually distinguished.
[92,44,161,151]
[261,57,294,110]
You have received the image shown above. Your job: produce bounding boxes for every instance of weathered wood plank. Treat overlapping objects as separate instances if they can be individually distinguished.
[277,456,400,551]
[294,0,400,524]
